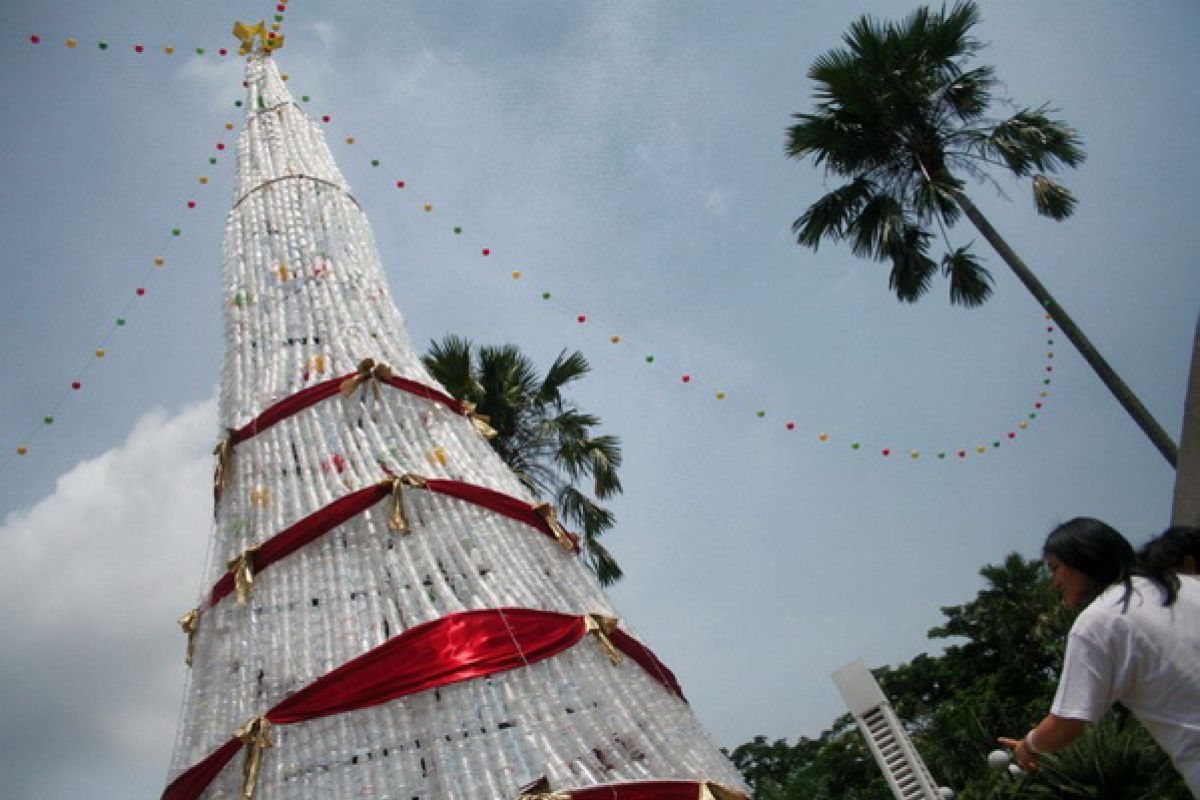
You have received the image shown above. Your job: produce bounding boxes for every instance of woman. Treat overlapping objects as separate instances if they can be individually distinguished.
[999,518,1200,794]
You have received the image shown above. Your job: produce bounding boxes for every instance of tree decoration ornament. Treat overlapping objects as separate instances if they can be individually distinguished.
[155,257,166,265]
[95,348,106,358]
[135,44,144,53]
[302,95,310,102]
[65,38,77,48]
[715,391,726,400]
[187,201,196,208]
[910,451,920,459]
[209,157,218,165]
[371,159,380,167]
[577,315,586,323]
[16,447,27,456]
[423,203,432,212]
[116,318,126,326]
[322,115,331,122]
[219,48,228,56]
[851,442,861,450]
[756,410,766,418]
[681,374,691,383]
[98,41,108,50]
[165,46,175,55]
[199,176,209,184]
[136,288,145,296]
[217,143,226,150]
[644,354,653,362]
[71,381,81,390]
[395,180,405,188]
[610,336,620,344]
[818,433,828,442]
[43,417,54,425]
[29,35,41,44]
[481,248,490,256]
[511,271,522,279]
[345,137,355,145]
[172,228,182,236]
[881,449,891,456]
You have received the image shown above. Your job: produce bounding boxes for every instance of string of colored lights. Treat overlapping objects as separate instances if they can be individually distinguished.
[296,95,1057,462]
[4,13,1054,467]
[0,107,238,470]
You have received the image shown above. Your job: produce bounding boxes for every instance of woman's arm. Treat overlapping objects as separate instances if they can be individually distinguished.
[999,714,1090,771]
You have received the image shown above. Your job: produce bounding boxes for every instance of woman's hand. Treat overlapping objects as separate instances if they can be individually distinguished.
[997,736,1039,772]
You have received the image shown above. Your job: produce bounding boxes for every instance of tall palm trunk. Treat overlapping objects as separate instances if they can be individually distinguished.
[953,191,1179,468]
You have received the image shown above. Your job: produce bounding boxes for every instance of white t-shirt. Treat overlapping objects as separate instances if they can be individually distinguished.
[1051,575,1200,793]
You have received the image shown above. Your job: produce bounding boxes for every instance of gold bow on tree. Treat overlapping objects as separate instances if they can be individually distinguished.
[227,547,261,606]
[234,715,275,800]
[232,20,284,55]
[515,776,572,800]
[699,783,750,800]
[386,474,428,533]
[339,358,394,405]
[212,434,235,511]
[534,504,580,551]
[585,613,623,665]
[178,608,200,667]
[459,401,498,439]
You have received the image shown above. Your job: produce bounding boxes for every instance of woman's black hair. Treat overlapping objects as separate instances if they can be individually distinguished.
[1139,526,1200,573]
[1137,526,1199,603]
[1043,518,1143,609]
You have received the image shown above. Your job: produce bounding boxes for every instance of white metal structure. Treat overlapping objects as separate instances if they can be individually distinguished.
[832,659,942,800]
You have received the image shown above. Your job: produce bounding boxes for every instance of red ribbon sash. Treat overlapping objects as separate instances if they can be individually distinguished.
[163,609,684,800]
[209,477,578,609]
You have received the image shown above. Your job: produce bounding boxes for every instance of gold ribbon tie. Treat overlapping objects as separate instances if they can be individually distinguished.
[585,613,624,665]
[227,547,260,606]
[515,776,572,800]
[178,608,200,667]
[460,402,498,439]
[339,358,395,405]
[387,474,428,533]
[533,504,579,551]
[700,783,750,800]
[234,715,275,800]
[212,435,235,510]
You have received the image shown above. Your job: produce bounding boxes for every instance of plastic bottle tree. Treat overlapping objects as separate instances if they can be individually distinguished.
[162,31,748,800]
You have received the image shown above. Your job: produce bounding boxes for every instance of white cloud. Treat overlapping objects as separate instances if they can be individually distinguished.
[0,400,215,800]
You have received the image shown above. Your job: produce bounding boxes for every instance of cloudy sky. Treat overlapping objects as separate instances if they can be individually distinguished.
[1,2,1197,798]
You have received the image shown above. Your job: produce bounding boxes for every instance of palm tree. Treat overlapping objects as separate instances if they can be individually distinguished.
[423,335,625,584]
[786,1,1178,467]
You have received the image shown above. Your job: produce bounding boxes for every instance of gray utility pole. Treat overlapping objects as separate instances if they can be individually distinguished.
[1172,313,1200,527]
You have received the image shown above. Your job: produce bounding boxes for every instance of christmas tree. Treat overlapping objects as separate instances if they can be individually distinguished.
[163,28,747,800]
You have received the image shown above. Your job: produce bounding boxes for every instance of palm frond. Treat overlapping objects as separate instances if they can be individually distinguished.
[1032,174,1077,220]
[537,349,590,405]
[941,245,993,307]
[422,334,479,401]
[886,225,938,302]
[791,177,877,249]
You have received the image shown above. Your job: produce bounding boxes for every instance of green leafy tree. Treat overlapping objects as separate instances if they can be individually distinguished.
[423,335,625,584]
[786,1,1177,466]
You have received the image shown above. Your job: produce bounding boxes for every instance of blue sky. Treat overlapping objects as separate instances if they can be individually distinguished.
[1,2,1197,798]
